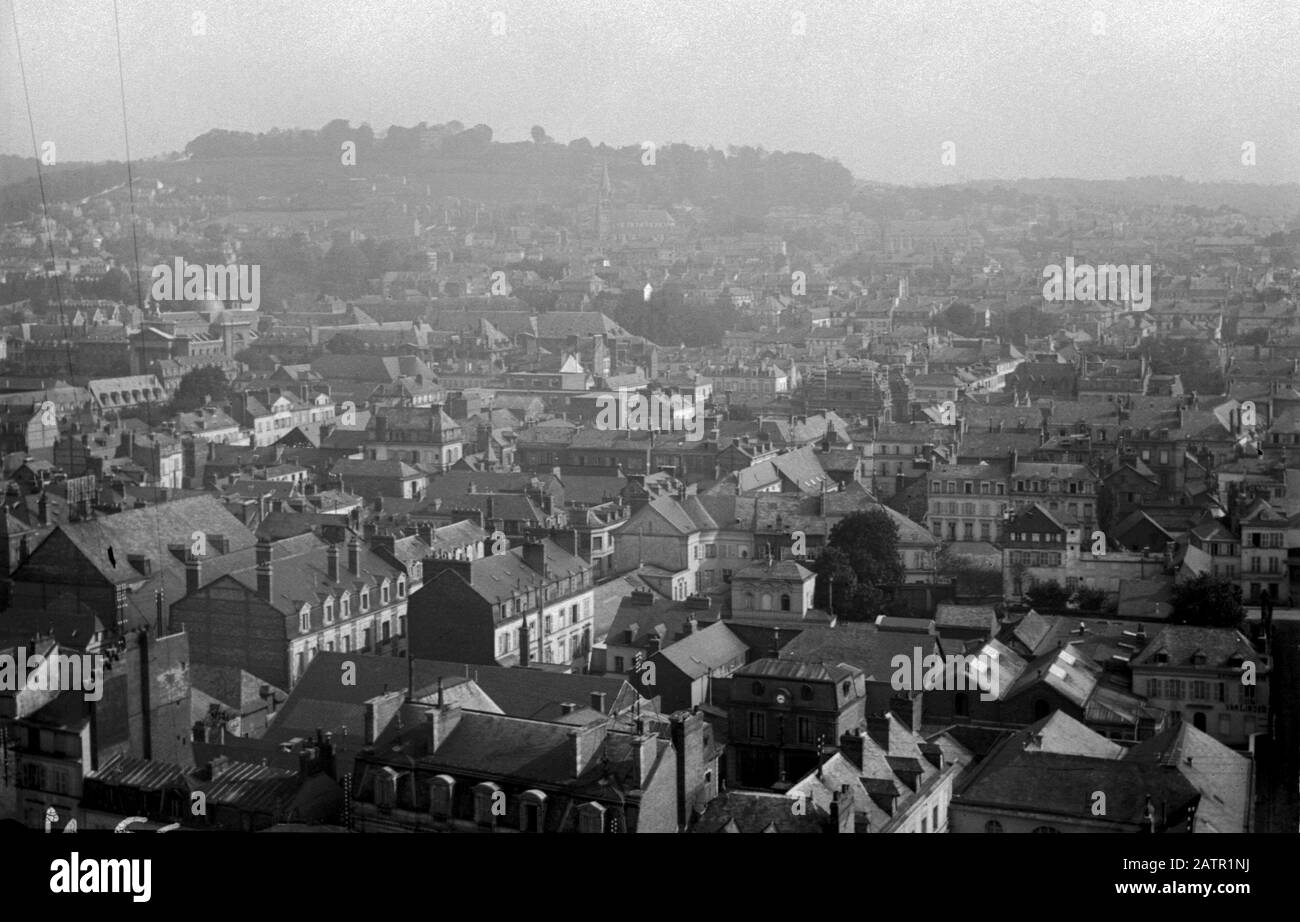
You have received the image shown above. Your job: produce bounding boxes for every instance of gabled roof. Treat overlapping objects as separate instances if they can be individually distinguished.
[1130,626,1264,669]
[657,622,748,679]
[1122,722,1251,833]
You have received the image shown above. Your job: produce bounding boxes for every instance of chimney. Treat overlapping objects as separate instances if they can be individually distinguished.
[185,551,201,596]
[428,703,462,751]
[829,784,854,834]
[37,492,48,525]
[256,538,273,601]
[839,728,865,769]
[327,542,341,583]
[347,534,362,576]
[522,541,546,577]
[631,727,657,788]
[865,713,891,752]
[559,702,577,715]
[590,691,606,712]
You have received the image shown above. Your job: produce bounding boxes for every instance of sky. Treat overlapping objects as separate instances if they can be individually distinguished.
[2,0,1298,185]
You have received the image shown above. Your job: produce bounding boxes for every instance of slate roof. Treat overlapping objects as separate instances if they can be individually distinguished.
[691,790,832,833]
[424,540,589,611]
[656,622,748,679]
[738,657,861,684]
[1129,626,1264,669]
[769,619,946,681]
[1122,722,1251,833]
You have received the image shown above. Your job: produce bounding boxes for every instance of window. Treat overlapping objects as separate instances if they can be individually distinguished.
[797,716,814,744]
[748,711,766,739]
[921,817,928,833]
[398,577,406,598]
[781,594,791,611]
[375,767,398,809]
[613,656,625,673]
[381,584,391,605]
[361,590,370,612]
[430,775,455,818]
[300,608,310,632]
[985,820,1003,833]
[340,595,350,619]
[474,782,502,825]
[519,790,547,832]
[578,801,607,834]
[932,805,940,830]
[1031,825,1060,833]
[323,598,334,624]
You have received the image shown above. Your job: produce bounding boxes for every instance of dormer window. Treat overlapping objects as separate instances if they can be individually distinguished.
[519,789,547,832]
[398,576,406,598]
[323,598,334,624]
[375,767,399,808]
[577,801,607,834]
[1153,650,1170,664]
[474,782,502,826]
[361,590,371,612]
[299,606,311,633]
[430,775,455,818]
[340,594,350,619]
[381,583,391,605]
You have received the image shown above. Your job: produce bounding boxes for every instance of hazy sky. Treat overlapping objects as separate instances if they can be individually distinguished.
[3,0,1298,184]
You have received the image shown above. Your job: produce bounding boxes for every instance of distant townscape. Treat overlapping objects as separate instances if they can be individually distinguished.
[0,120,1296,834]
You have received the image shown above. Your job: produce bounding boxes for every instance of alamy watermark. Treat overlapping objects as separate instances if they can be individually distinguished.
[150,257,261,310]
[594,390,704,442]
[0,648,104,702]
[890,645,1000,702]
[1042,257,1151,311]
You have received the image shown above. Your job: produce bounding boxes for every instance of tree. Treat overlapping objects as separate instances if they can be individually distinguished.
[828,510,903,585]
[811,510,903,620]
[235,347,275,374]
[1096,484,1117,536]
[1073,586,1111,612]
[325,332,369,354]
[172,366,231,412]
[940,302,976,335]
[936,546,1002,598]
[1171,575,1244,628]
[811,547,859,614]
[1025,579,1071,612]
[530,125,552,145]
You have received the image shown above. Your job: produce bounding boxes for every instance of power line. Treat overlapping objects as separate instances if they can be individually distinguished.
[8,0,77,380]
[110,0,168,617]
